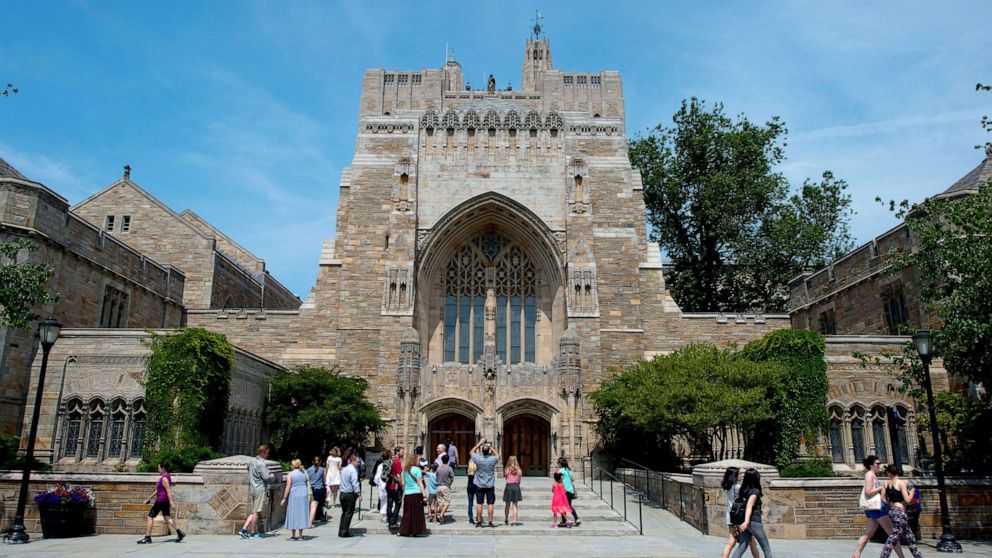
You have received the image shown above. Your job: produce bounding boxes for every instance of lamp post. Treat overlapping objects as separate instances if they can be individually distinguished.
[5,317,61,544]
[912,330,962,553]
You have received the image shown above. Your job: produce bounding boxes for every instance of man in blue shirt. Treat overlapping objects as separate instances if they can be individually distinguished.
[337,455,362,537]
[470,438,500,527]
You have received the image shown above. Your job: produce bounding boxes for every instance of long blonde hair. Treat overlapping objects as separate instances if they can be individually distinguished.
[504,456,520,476]
[467,459,477,475]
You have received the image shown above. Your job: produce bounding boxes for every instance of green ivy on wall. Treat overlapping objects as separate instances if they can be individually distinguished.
[142,328,234,455]
[741,329,829,468]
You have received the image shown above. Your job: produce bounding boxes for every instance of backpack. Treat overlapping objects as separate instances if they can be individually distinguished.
[729,491,749,525]
[380,460,394,486]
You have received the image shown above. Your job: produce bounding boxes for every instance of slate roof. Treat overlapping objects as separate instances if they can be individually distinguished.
[0,156,27,180]
[934,145,992,200]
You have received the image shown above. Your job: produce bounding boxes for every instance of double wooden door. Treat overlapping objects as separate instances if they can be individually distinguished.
[502,415,549,476]
[429,413,474,470]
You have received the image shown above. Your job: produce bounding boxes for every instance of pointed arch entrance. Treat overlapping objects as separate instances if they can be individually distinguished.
[421,397,482,470]
[498,398,558,476]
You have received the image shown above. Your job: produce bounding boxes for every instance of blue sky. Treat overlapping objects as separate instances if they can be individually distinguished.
[1,1,989,297]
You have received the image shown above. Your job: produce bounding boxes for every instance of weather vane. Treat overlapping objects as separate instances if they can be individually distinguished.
[532,10,543,39]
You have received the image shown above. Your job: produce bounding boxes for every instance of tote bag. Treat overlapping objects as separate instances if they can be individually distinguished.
[859,487,882,511]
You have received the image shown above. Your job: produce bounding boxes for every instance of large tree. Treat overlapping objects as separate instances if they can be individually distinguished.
[265,366,385,459]
[0,239,58,329]
[589,343,783,466]
[629,98,854,312]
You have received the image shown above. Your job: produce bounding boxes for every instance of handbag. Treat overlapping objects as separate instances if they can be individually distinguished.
[729,493,748,525]
[859,487,882,511]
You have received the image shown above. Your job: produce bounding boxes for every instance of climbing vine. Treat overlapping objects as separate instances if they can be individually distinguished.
[142,328,234,455]
[741,329,829,468]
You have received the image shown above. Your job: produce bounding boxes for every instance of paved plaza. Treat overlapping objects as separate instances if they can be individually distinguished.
[6,477,991,557]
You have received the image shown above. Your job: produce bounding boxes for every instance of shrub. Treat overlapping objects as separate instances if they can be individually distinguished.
[779,460,835,478]
[0,434,51,471]
[139,445,223,473]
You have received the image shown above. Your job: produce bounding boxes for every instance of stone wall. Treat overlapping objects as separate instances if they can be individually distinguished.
[0,456,285,536]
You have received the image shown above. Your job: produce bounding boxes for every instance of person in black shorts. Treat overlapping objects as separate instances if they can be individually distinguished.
[470,438,500,527]
[137,461,185,544]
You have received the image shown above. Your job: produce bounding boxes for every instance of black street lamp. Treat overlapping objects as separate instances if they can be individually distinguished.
[912,330,962,553]
[4,317,61,544]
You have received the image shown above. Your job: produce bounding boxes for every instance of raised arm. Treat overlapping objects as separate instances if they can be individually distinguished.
[470,439,484,456]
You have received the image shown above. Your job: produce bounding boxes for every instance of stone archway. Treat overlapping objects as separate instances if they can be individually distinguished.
[418,397,482,465]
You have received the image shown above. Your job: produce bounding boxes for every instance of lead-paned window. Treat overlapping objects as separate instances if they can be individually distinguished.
[851,417,866,463]
[62,401,83,459]
[829,417,844,463]
[85,401,105,458]
[130,403,146,458]
[100,285,129,328]
[882,284,909,335]
[872,419,888,463]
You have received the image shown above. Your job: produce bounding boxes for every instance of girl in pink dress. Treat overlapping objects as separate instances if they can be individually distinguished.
[550,471,573,527]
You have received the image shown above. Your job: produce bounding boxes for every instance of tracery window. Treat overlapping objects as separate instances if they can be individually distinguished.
[870,406,888,463]
[62,399,84,459]
[107,399,127,458]
[85,399,106,458]
[130,400,147,458]
[850,406,866,463]
[443,232,537,365]
[828,406,845,464]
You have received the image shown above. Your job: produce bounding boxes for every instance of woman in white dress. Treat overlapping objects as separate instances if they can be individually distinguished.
[325,446,342,509]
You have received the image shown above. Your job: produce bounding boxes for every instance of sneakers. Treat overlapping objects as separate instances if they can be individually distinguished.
[250,532,265,540]
[238,529,249,539]
[176,530,186,542]
[573,520,582,527]
[137,536,152,544]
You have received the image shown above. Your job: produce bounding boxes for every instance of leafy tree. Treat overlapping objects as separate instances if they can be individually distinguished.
[932,391,992,474]
[0,239,58,329]
[265,366,385,460]
[589,344,782,466]
[142,328,234,454]
[741,329,829,467]
[629,98,853,312]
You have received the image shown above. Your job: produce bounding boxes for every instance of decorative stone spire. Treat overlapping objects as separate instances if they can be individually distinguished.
[397,328,421,395]
[521,16,553,92]
[558,327,581,396]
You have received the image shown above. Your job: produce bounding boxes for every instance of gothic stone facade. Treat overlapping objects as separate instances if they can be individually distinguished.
[187,35,789,474]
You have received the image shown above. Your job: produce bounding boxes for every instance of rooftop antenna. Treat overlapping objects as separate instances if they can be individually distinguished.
[532,10,543,39]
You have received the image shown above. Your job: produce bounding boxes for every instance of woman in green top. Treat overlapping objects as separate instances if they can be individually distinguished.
[398,453,428,536]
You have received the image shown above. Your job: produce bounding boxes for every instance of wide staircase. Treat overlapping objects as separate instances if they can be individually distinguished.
[352,477,640,536]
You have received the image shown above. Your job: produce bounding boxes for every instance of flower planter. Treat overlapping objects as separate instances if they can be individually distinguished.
[37,503,86,539]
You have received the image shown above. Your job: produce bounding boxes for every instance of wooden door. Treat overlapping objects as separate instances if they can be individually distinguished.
[502,415,549,476]
[429,413,474,470]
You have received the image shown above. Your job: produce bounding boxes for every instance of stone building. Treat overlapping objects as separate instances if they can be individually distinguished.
[73,173,300,310]
[0,160,184,434]
[19,329,282,471]
[187,29,789,475]
[788,147,992,337]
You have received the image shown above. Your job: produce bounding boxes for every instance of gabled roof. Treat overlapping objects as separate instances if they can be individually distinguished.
[72,177,213,241]
[0,156,27,180]
[934,145,992,201]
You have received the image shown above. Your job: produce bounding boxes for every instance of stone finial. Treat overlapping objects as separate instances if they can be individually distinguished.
[123,164,131,179]
[985,143,992,159]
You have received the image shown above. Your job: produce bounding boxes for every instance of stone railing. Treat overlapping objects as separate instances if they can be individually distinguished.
[0,456,284,536]
[620,459,992,540]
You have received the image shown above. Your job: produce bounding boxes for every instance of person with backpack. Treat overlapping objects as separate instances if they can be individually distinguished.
[730,468,773,558]
[721,466,758,558]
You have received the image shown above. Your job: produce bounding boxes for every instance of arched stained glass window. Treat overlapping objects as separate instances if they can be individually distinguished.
[443,232,538,364]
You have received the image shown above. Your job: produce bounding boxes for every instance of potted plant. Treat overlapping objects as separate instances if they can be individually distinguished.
[34,483,93,538]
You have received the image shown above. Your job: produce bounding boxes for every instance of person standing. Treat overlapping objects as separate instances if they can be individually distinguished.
[879,465,925,558]
[502,456,522,526]
[386,446,405,528]
[557,457,581,526]
[398,452,428,537]
[853,456,905,558]
[239,444,275,539]
[325,447,342,509]
[280,459,310,541]
[465,458,478,523]
[730,468,773,558]
[550,471,573,527]
[435,453,454,524]
[446,439,458,469]
[470,438,500,528]
[374,449,392,522]
[720,467,758,558]
[137,460,185,544]
[434,443,447,467]
[306,456,326,526]
[426,463,439,522]
[338,454,362,537]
